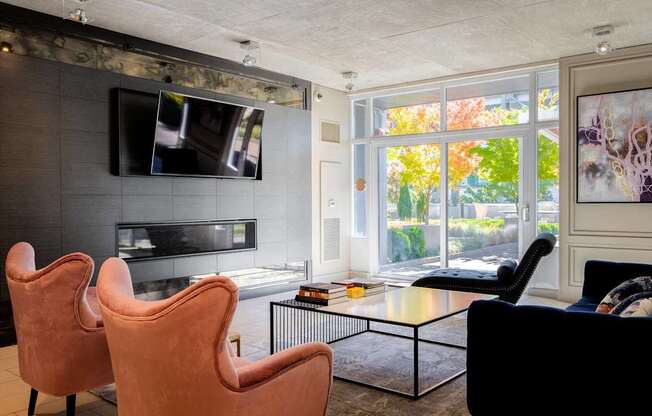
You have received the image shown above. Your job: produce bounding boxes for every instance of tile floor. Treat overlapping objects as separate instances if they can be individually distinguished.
[0,291,569,416]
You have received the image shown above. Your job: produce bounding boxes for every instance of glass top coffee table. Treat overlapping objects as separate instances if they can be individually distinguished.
[270,286,496,399]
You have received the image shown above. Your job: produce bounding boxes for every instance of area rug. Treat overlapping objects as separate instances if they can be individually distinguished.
[88,313,470,415]
[90,384,116,404]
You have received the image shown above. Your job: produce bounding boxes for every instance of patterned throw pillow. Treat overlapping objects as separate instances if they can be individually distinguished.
[611,291,652,315]
[620,297,652,317]
[596,276,652,314]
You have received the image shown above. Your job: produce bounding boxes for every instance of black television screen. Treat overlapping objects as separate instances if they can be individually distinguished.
[151,91,263,178]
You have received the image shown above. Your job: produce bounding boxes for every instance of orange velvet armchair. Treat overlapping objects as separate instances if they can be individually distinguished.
[5,242,114,416]
[96,257,333,416]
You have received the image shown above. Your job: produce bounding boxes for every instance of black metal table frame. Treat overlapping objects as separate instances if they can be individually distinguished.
[269,300,467,399]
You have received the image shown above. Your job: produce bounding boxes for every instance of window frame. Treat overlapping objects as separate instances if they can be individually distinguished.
[349,64,559,289]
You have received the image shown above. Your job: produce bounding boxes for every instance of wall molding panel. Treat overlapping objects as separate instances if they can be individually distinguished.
[559,43,652,301]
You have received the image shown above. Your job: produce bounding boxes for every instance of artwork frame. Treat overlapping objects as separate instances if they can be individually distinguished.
[576,86,652,203]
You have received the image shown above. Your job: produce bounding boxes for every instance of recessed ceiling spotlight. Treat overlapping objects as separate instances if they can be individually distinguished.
[65,0,93,25]
[242,54,256,67]
[69,8,90,24]
[0,41,13,53]
[592,25,615,55]
[342,71,358,91]
[595,40,613,55]
[240,40,259,67]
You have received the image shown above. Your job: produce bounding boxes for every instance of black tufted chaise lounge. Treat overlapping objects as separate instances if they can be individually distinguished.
[412,233,556,303]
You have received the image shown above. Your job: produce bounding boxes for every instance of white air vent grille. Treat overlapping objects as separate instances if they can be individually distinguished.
[322,217,341,262]
[320,121,341,143]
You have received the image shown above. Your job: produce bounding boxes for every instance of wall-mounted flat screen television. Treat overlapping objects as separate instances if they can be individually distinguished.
[151,91,263,178]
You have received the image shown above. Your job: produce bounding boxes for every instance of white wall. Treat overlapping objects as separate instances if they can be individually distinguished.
[311,85,351,279]
[559,44,652,302]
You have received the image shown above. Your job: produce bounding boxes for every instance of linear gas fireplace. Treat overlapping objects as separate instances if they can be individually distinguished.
[117,219,256,261]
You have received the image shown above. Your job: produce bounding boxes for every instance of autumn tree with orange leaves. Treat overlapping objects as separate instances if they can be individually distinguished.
[386,98,503,223]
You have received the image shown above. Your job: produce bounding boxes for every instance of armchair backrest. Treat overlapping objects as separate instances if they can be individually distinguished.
[5,242,104,393]
[503,232,556,303]
[97,258,241,416]
[582,260,652,302]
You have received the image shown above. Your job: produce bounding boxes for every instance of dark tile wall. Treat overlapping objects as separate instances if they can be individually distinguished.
[0,53,312,299]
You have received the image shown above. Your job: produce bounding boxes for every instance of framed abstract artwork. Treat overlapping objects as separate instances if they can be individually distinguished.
[577,87,652,203]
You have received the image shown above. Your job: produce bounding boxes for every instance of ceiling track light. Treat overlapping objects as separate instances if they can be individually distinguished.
[592,25,615,55]
[240,40,259,67]
[342,71,358,91]
[64,0,93,25]
[595,40,613,56]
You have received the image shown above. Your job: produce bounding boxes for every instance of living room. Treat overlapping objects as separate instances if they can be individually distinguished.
[1,1,651,415]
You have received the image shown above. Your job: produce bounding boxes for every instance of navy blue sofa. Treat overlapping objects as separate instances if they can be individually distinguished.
[466,260,652,415]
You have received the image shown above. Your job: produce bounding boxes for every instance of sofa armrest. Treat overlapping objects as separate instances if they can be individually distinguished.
[466,299,652,415]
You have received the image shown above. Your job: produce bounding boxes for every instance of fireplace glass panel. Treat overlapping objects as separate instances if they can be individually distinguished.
[118,220,256,260]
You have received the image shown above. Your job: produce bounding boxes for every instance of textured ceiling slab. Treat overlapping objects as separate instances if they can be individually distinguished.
[5,0,652,90]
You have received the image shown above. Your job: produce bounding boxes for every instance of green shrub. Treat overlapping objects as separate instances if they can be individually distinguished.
[537,222,559,235]
[390,228,412,262]
[404,226,425,259]
[398,185,412,220]
[447,218,517,249]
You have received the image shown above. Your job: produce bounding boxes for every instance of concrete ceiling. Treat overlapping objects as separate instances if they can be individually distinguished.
[6,0,652,91]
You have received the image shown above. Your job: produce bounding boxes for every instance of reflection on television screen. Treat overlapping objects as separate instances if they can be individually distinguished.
[151,91,264,179]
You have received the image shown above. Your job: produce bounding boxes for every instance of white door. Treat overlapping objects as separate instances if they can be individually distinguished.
[320,161,345,263]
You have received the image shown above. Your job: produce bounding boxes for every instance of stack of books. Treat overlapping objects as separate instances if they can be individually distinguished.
[332,278,386,297]
[295,283,349,306]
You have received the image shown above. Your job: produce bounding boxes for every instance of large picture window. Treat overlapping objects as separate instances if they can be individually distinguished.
[351,67,559,288]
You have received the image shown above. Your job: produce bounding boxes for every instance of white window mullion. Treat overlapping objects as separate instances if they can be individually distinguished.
[368,142,380,274]
[439,87,448,268]
[365,97,373,137]
[521,72,539,254]
[440,86,447,132]
[440,142,448,268]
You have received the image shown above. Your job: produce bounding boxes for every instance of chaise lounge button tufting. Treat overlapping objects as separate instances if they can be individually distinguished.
[412,233,556,303]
